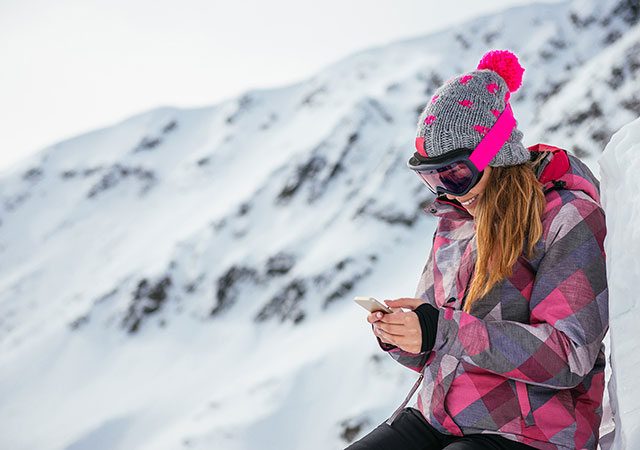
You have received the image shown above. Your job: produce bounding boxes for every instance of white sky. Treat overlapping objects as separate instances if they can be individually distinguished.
[0,0,562,172]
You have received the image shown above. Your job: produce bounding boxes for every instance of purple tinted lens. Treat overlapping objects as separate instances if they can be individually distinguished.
[415,161,474,195]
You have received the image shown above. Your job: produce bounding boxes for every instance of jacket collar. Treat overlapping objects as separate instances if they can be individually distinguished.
[530,144,570,187]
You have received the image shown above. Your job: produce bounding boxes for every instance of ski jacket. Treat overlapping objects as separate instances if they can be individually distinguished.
[378,144,608,450]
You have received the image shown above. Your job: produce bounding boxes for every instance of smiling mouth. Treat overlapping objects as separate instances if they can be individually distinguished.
[460,194,479,206]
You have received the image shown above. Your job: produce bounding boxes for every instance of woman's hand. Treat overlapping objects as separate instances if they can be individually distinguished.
[366,298,426,354]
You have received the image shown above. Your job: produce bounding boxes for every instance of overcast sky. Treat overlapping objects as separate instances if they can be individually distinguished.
[0,0,562,172]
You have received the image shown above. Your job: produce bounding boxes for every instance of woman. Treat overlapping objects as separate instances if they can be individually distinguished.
[347,50,608,450]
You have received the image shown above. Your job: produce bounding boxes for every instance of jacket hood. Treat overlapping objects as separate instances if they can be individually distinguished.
[532,143,601,203]
[424,143,602,221]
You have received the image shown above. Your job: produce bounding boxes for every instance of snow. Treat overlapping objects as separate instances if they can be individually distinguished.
[598,117,640,450]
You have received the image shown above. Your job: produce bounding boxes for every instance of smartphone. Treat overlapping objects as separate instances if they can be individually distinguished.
[354,296,393,314]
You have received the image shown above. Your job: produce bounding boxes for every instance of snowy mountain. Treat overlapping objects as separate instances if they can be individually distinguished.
[0,0,638,449]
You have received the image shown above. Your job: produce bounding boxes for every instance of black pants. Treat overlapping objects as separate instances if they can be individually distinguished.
[345,408,535,450]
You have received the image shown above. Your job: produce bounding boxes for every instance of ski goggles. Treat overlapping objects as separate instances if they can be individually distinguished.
[407,148,483,196]
[408,103,516,196]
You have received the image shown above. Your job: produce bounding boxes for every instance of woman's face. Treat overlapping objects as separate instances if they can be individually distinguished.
[445,165,492,217]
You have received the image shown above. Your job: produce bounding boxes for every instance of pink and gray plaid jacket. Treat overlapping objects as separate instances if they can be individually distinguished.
[378,144,608,450]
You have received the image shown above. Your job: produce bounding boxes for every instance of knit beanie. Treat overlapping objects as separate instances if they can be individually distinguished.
[414,50,529,167]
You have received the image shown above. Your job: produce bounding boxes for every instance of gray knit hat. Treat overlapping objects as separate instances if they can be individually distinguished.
[415,50,530,167]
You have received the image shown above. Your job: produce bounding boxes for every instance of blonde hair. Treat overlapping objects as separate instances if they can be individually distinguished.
[463,151,549,313]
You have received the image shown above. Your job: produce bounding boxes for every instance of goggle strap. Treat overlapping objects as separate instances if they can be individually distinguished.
[469,103,516,171]
[415,137,427,157]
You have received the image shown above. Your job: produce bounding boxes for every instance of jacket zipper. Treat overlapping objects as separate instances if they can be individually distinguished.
[385,372,424,425]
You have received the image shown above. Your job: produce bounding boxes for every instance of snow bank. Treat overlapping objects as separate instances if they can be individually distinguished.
[598,116,640,450]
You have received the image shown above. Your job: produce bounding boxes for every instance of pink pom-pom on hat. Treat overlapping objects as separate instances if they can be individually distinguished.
[476,50,524,92]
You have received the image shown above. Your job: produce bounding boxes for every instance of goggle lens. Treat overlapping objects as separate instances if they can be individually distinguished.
[414,161,475,195]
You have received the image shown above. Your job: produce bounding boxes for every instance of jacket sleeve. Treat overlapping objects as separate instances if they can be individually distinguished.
[433,198,608,389]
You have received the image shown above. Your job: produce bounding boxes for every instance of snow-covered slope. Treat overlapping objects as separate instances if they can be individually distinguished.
[599,116,640,450]
[0,0,637,449]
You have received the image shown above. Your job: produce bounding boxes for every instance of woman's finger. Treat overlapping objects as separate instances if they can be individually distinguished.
[375,326,394,345]
[379,311,410,325]
[367,312,388,324]
[385,297,426,311]
[376,322,407,336]
[366,312,382,323]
